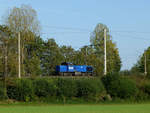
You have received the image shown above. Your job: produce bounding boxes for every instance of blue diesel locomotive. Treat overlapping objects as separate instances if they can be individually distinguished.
[56,62,93,76]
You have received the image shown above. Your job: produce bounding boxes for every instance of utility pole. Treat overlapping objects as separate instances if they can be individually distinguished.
[104,29,107,75]
[85,46,88,65]
[18,32,21,78]
[4,41,8,78]
[144,50,147,76]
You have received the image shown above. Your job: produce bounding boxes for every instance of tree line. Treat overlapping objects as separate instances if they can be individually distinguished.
[0,5,121,77]
[1,4,150,78]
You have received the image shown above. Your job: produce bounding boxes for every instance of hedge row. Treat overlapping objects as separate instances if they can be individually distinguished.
[102,73,150,101]
[5,78,105,102]
[0,82,7,100]
[0,75,149,102]
[102,73,138,99]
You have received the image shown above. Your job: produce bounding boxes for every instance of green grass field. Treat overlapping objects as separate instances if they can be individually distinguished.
[0,104,150,113]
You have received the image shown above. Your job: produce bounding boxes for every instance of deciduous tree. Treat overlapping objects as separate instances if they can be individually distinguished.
[90,23,121,76]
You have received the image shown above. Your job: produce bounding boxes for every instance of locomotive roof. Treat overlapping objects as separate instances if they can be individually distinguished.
[61,62,73,65]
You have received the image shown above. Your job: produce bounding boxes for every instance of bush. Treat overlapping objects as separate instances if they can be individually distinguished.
[0,81,7,100]
[7,79,34,101]
[102,73,138,99]
[7,79,19,100]
[5,76,148,103]
[33,78,57,98]
[57,78,77,98]
[136,90,149,101]
[118,78,138,99]
[143,82,150,95]
[140,82,150,99]
[102,73,120,97]
[76,78,105,101]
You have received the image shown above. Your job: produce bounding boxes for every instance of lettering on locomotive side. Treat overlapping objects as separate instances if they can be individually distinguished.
[68,66,74,70]
[56,62,93,76]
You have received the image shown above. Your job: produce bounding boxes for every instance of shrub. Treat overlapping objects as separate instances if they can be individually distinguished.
[118,78,138,99]
[76,78,105,101]
[7,79,34,101]
[33,78,57,98]
[102,73,138,99]
[0,81,7,100]
[57,78,77,98]
[18,79,34,101]
[102,73,120,97]
[141,82,150,99]
[7,79,19,100]
[136,90,149,101]
[143,82,150,95]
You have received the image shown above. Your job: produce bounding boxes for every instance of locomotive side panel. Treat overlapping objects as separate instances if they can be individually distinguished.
[74,65,87,72]
[56,62,93,76]
[56,65,67,72]
[67,65,75,72]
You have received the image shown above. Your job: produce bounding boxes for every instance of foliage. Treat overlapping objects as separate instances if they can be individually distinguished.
[119,70,132,76]
[102,73,138,99]
[143,82,150,97]
[3,4,41,77]
[1,6,122,77]
[6,79,19,100]
[2,77,150,102]
[131,47,150,77]
[76,78,105,101]
[136,89,149,101]
[33,78,57,98]
[7,79,34,101]
[0,25,17,77]
[60,46,75,63]
[90,23,121,76]
[5,4,40,34]
[57,78,77,98]
[24,37,42,76]
[0,81,7,100]
[41,39,63,75]
[118,78,138,99]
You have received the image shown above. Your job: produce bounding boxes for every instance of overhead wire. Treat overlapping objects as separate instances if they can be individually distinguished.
[43,25,92,32]
[112,32,150,40]
[111,30,150,34]
[41,25,150,40]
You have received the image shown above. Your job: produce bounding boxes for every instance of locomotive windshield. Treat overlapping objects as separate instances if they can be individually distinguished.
[86,66,93,72]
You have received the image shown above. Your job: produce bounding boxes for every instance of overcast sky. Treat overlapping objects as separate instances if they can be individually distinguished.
[0,0,150,70]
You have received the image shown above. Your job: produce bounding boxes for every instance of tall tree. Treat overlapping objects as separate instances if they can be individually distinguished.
[41,39,63,75]
[23,34,42,77]
[5,4,40,34]
[131,47,150,76]
[0,25,17,77]
[90,23,121,76]
[4,4,41,76]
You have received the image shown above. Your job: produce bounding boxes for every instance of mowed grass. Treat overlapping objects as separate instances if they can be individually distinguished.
[0,104,150,113]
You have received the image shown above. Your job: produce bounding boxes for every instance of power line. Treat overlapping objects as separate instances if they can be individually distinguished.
[41,31,150,41]
[41,25,150,41]
[43,25,92,32]
[112,32,150,40]
[43,25,150,34]
[41,31,90,35]
[111,30,150,34]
